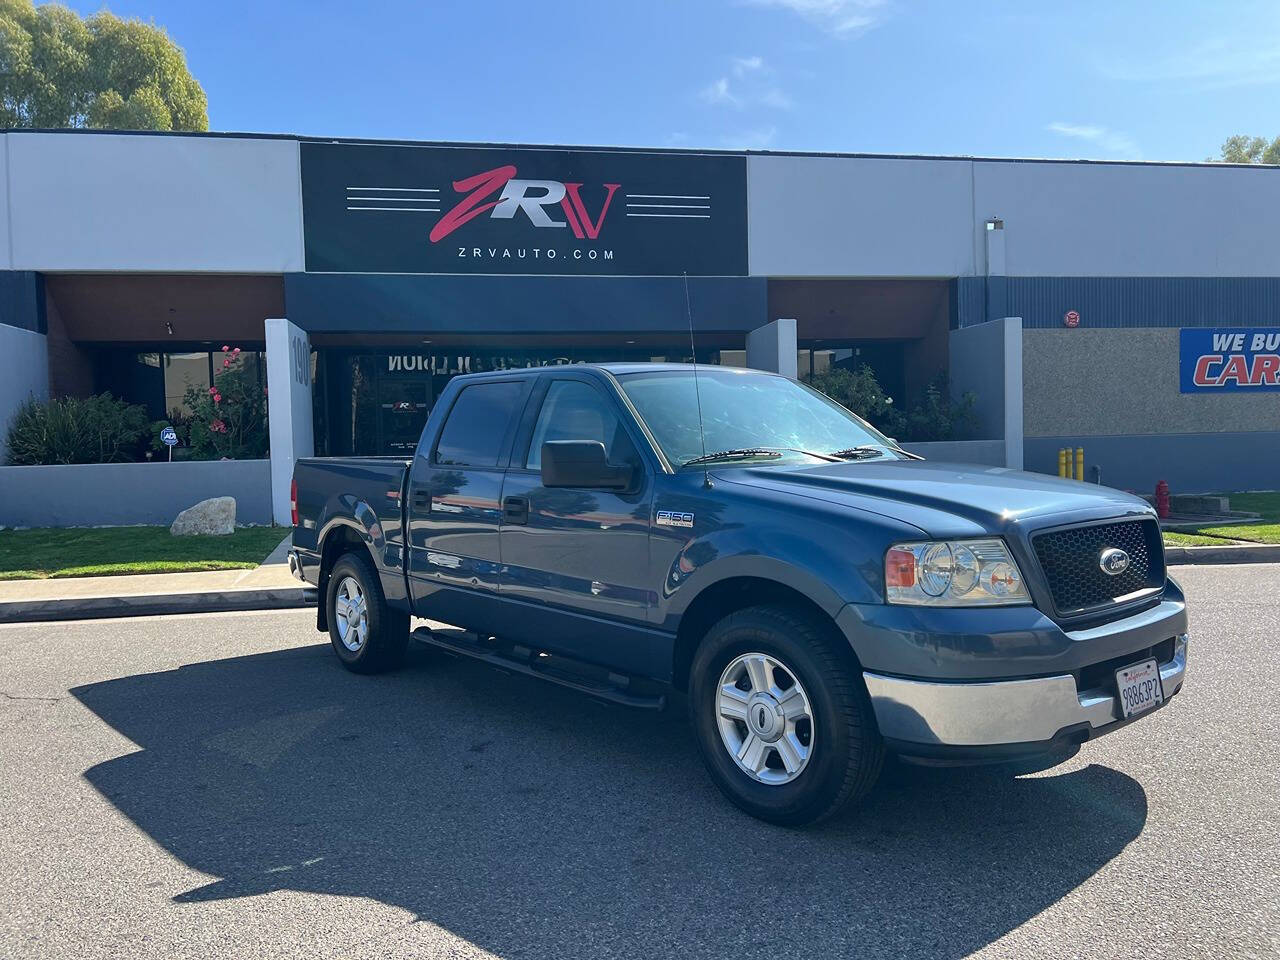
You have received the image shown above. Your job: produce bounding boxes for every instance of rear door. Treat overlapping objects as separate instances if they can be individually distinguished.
[405,377,531,631]
[498,373,658,673]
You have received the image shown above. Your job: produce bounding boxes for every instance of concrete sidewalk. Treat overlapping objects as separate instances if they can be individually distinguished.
[0,535,314,624]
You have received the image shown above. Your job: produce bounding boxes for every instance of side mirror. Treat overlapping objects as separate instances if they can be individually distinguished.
[541,441,633,490]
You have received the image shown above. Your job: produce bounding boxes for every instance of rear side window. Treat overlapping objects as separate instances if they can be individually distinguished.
[434,381,523,467]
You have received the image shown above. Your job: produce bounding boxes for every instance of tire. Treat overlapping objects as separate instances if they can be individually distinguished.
[688,605,884,826]
[325,551,409,674]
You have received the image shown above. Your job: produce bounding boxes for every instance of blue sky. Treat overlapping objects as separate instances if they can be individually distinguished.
[67,0,1280,161]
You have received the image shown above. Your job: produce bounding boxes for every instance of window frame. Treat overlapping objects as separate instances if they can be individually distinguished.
[429,377,532,471]
[508,372,657,479]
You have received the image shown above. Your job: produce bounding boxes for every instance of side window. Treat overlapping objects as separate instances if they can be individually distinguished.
[434,381,523,467]
[526,380,639,471]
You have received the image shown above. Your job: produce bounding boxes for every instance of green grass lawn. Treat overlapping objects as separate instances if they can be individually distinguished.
[0,526,287,580]
[1163,491,1280,547]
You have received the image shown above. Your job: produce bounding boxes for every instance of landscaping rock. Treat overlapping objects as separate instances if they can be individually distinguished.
[170,497,236,536]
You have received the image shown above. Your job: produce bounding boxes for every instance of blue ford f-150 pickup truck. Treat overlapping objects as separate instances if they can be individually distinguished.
[291,364,1188,825]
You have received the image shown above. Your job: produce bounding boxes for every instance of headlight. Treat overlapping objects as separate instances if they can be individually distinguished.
[885,538,1030,606]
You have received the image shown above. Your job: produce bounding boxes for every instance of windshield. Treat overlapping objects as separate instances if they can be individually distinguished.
[616,368,902,467]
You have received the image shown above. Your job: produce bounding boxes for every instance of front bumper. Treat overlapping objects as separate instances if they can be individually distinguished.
[866,633,1187,762]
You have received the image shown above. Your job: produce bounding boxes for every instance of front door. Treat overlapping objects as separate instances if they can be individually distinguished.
[377,378,431,455]
[405,377,530,633]
[499,375,657,675]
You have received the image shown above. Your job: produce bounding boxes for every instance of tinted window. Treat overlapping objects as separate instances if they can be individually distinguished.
[526,381,638,470]
[435,381,523,466]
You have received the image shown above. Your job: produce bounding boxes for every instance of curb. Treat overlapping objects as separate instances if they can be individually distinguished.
[1165,543,1280,565]
[0,586,316,624]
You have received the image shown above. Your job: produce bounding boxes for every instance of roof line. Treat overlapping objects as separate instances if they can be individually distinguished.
[3,127,1276,170]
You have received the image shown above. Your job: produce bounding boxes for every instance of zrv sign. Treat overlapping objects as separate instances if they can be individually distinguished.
[300,143,748,276]
[1180,327,1280,392]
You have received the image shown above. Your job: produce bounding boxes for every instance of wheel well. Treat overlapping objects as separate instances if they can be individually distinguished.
[316,526,372,631]
[671,577,846,692]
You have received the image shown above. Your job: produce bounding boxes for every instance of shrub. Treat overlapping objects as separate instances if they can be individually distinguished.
[182,346,269,460]
[805,365,904,438]
[805,366,978,443]
[5,393,151,465]
[896,375,978,443]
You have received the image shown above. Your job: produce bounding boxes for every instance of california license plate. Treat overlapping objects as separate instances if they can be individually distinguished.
[1116,658,1164,719]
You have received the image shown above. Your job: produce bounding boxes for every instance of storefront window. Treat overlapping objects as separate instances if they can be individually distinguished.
[314,345,738,458]
[163,353,212,416]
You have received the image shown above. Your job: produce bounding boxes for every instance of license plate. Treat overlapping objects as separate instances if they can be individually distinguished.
[1115,657,1164,719]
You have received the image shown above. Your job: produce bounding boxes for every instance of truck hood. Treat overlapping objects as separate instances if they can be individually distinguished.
[718,459,1154,538]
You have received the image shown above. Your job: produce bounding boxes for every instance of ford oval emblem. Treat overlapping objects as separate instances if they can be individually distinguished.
[1099,547,1130,576]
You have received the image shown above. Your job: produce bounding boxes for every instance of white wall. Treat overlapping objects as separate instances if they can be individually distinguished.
[5,132,304,273]
[0,138,10,268]
[0,459,272,527]
[748,155,975,278]
[971,160,1280,278]
[266,318,314,526]
[749,153,1280,280]
[0,325,49,462]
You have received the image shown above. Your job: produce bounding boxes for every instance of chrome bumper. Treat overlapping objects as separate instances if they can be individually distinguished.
[865,634,1188,748]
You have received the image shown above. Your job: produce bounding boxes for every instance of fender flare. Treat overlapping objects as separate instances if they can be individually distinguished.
[315,498,386,630]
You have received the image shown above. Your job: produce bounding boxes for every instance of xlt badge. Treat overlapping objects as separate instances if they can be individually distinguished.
[656,510,694,528]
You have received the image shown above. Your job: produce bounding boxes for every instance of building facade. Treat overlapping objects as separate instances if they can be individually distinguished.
[1,130,1277,515]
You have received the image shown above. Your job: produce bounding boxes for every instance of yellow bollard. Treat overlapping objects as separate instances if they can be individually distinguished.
[1057,448,1068,478]
[1075,447,1085,482]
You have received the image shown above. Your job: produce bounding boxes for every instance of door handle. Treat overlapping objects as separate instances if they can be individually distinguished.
[503,496,529,525]
[412,489,430,512]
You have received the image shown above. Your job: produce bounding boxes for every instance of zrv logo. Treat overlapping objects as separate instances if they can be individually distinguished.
[300,142,748,275]
[430,166,620,244]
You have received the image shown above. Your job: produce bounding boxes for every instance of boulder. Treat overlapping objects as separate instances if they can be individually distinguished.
[170,496,237,536]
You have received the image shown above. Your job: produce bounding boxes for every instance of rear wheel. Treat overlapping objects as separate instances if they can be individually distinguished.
[326,551,409,674]
[689,605,884,826]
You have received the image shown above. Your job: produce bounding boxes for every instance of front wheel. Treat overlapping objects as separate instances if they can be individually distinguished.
[325,551,409,674]
[689,605,884,826]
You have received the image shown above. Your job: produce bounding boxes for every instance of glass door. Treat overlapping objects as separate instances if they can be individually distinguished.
[376,379,432,455]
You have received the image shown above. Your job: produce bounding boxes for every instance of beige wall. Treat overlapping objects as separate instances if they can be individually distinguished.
[1023,328,1280,437]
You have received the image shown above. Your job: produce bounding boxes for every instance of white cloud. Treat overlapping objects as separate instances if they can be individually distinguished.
[745,0,889,35]
[1102,35,1280,89]
[759,88,793,109]
[1047,122,1142,160]
[700,77,740,108]
[700,57,791,111]
[722,126,778,149]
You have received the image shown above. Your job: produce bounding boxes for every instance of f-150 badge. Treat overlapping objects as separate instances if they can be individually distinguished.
[656,510,695,528]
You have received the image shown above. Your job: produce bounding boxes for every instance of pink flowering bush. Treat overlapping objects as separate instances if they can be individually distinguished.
[181,346,268,459]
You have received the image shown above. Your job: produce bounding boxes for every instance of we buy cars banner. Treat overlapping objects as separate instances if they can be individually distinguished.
[1180,328,1280,393]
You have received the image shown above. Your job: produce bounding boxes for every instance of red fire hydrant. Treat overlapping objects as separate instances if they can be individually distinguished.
[1155,480,1170,519]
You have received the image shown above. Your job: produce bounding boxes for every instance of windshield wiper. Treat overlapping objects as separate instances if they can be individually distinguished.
[830,444,924,462]
[829,445,889,460]
[683,448,783,466]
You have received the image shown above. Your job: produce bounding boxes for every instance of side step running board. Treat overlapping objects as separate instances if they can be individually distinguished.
[410,627,667,711]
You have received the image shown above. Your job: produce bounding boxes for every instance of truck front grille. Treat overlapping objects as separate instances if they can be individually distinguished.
[1032,518,1165,616]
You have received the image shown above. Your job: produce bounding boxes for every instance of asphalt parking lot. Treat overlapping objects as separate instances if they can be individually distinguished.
[1,564,1277,959]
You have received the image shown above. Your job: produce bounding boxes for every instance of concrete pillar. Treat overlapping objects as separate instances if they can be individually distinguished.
[1002,316,1024,470]
[746,318,798,378]
[265,318,314,526]
[0,325,50,462]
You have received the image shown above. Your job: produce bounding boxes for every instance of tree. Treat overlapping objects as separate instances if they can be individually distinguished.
[0,0,207,131]
[1218,134,1280,165]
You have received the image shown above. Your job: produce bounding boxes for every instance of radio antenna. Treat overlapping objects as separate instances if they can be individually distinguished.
[682,271,712,489]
